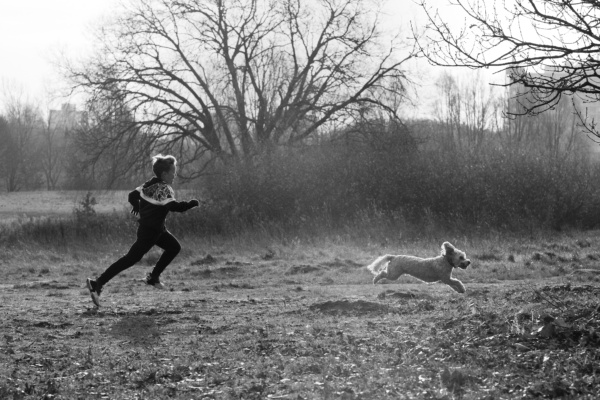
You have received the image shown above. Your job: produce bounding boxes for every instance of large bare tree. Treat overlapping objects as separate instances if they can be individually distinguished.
[415,0,600,137]
[65,0,414,171]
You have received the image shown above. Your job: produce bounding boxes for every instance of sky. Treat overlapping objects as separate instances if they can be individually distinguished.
[0,0,471,111]
[0,0,119,105]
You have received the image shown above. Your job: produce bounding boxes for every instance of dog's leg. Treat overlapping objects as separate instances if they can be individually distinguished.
[446,278,466,294]
[373,270,388,284]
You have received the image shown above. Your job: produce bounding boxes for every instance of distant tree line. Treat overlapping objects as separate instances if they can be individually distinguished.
[2,65,600,229]
[201,72,600,231]
[3,0,600,230]
[0,90,145,192]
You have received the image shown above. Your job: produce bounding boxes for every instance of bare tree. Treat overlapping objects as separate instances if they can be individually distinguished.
[432,71,499,152]
[500,90,589,160]
[64,0,415,169]
[414,0,600,137]
[71,90,151,188]
[0,86,43,191]
[40,103,80,190]
[0,116,9,180]
[39,120,64,190]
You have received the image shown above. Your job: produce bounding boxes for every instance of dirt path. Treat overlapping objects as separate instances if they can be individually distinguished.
[1,278,598,399]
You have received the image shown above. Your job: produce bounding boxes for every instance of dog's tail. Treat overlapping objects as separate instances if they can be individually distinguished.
[366,255,395,275]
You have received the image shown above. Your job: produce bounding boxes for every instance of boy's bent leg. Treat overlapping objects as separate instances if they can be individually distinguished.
[96,228,158,286]
[150,230,181,279]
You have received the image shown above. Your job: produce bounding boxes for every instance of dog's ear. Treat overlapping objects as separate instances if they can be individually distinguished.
[442,242,455,255]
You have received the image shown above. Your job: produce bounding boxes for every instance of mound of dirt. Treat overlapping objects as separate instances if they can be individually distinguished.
[541,284,600,293]
[309,300,395,315]
[376,290,417,300]
[13,280,72,290]
[286,264,320,275]
[215,265,242,274]
[191,254,218,265]
[321,258,363,268]
[531,251,559,264]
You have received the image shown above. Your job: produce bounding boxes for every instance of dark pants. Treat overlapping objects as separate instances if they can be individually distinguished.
[97,225,181,287]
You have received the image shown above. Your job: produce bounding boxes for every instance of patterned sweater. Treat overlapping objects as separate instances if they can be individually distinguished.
[128,177,197,230]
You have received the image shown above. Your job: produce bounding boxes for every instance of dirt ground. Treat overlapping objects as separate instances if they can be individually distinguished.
[1,275,599,399]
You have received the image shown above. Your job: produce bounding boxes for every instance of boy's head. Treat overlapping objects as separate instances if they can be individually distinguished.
[152,154,177,183]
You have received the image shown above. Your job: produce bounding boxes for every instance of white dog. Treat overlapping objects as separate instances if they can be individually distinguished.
[366,242,470,293]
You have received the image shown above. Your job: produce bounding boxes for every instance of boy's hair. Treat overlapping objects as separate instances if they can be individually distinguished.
[152,154,177,178]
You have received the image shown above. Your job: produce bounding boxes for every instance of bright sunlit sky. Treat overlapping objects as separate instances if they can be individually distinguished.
[0,0,120,105]
[0,0,473,112]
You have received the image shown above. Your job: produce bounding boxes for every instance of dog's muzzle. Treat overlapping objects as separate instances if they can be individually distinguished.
[458,260,470,270]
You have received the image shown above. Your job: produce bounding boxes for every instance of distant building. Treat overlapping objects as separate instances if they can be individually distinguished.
[48,103,87,134]
[506,66,600,159]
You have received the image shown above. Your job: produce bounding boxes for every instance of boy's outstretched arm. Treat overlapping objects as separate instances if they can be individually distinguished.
[166,199,200,213]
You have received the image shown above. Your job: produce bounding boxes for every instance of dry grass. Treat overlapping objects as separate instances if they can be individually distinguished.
[0,191,128,220]
[1,191,600,398]
[0,190,202,221]
[1,261,599,399]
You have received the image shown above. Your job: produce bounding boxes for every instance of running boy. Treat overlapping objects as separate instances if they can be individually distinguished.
[86,154,199,307]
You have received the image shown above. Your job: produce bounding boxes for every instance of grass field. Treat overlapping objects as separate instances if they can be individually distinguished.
[1,191,600,399]
[0,191,128,220]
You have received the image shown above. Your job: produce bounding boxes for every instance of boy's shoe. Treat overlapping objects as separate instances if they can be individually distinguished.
[86,278,102,307]
[144,273,165,290]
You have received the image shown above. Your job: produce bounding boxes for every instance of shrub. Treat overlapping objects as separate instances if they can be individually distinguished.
[201,134,600,232]
[74,191,97,219]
